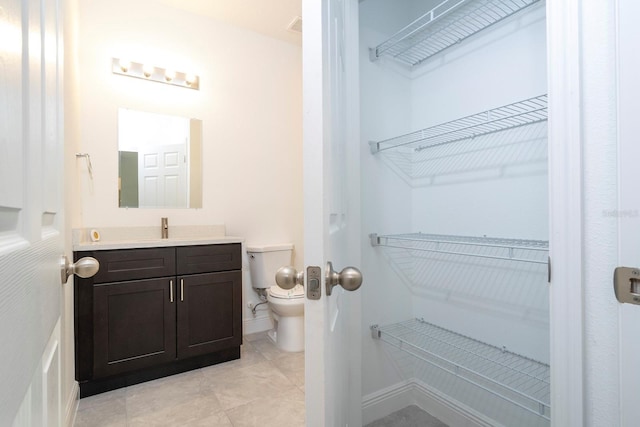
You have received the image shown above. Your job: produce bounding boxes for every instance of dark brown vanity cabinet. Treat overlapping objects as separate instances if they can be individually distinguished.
[93,277,177,378]
[176,245,242,359]
[74,243,242,397]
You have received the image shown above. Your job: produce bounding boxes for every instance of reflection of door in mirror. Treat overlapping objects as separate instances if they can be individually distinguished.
[139,143,187,208]
[118,109,203,209]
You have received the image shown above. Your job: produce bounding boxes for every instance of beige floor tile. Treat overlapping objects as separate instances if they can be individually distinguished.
[225,395,305,427]
[126,370,205,419]
[250,337,287,361]
[202,359,284,383]
[77,388,126,411]
[74,393,126,427]
[127,394,223,427]
[272,352,305,388]
[189,410,234,427]
[203,361,297,410]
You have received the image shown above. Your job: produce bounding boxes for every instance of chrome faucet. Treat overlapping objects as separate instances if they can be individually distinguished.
[161,217,168,239]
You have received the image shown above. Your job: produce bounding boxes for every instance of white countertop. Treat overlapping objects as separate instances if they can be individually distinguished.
[72,226,243,251]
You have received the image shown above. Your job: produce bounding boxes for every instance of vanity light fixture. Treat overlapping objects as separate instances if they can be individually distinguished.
[142,64,155,78]
[119,59,131,72]
[185,73,197,87]
[111,58,200,90]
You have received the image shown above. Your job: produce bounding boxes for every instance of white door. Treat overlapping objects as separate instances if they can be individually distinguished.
[0,0,64,424]
[303,0,362,426]
[617,0,640,425]
[139,143,188,208]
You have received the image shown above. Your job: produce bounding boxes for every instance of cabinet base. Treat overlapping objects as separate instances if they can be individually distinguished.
[78,346,240,398]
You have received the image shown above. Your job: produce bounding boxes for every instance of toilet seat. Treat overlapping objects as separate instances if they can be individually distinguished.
[269,284,304,299]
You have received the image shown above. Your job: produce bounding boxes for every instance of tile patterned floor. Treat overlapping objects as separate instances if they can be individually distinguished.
[74,332,305,427]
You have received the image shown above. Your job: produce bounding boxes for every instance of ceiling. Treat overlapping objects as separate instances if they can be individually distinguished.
[155,0,302,45]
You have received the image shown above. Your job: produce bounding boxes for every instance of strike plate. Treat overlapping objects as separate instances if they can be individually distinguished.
[614,266,640,304]
[307,266,321,300]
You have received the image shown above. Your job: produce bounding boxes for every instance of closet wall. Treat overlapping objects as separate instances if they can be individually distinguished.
[360,0,549,425]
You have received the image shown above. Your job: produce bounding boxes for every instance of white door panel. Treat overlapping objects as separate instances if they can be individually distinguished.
[304,0,361,426]
[0,0,64,424]
[139,144,187,208]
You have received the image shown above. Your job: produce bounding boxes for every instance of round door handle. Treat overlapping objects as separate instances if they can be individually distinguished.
[326,262,363,296]
[60,255,100,284]
[275,266,304,290]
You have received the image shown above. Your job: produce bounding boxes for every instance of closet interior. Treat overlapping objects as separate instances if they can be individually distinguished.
[360,0,549,426]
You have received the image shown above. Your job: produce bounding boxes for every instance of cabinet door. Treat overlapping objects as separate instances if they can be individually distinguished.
[93,278,177,378]
[177,271,242,359]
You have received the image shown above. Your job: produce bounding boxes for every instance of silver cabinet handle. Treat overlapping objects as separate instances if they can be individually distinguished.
[60,255,99,284]
[170,280,174,303]
[180,279,184,302]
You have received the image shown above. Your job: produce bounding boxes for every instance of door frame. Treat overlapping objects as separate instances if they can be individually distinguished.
[616,0,640,425]
[301,0,590,425]
[547,0,630,426]
[547,0,585,425]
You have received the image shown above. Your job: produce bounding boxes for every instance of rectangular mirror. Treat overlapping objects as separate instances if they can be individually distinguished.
[118,109,202,208]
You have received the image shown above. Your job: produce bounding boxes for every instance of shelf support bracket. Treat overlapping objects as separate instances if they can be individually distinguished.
[370,324,381,339]
[369,48,379,62]
[369,141,380,154]
[369,233,381,247]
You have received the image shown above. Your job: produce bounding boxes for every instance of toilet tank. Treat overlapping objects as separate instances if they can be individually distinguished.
[247,243,294,290]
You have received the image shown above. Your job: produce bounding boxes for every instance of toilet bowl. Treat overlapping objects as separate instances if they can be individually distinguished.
[247,244,305,352]
[266,284,305,352]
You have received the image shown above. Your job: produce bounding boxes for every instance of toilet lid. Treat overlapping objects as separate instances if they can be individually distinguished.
[269,284,304,299]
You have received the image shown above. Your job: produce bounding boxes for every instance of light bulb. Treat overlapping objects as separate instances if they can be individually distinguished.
[165,69,176,82]
[119,59,131,73]
[185,73,196,86]
[143,64,154,78]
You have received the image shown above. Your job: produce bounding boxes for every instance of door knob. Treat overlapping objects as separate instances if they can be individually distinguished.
[60,255,99,284]
[326,262,363,296]
[275,266,304,290]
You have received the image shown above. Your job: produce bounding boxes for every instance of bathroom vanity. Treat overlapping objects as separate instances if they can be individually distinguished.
[73,230,243,397]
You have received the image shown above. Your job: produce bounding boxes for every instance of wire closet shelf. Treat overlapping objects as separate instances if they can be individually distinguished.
[369,95,547,154]
[370,233,549,265]
[372,318,550,420]
[370,0,542,67]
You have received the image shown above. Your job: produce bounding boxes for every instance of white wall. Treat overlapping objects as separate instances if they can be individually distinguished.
[360,0,549,407]
[63,0,82,422]
[360,0,416,398]
[409,2,549,362]
[74,0,303,332]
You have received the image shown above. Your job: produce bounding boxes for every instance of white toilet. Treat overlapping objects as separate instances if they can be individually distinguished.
[247,244,304,352]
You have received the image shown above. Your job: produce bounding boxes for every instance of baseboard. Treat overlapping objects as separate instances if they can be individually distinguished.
[362,380,415,425]
[242,315,273,336]
[362,379,499,427]
[64,381,79,427]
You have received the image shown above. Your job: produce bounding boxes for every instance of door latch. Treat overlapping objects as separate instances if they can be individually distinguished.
[613,267,640,304]
[307,266,321,300]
